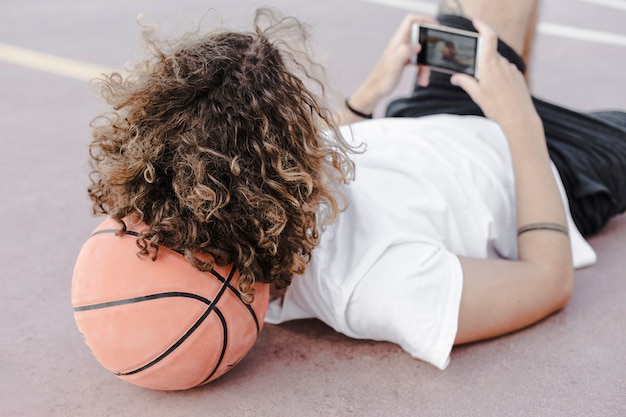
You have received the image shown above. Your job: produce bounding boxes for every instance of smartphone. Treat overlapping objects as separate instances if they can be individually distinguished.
[411,22,483,78]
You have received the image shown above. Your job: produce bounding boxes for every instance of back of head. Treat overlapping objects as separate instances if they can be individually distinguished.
[88,8,355,299]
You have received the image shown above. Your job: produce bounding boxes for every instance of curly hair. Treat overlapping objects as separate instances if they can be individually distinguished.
[87,8,355,300]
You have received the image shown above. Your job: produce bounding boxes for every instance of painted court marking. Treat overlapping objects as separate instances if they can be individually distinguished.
[359,0,437,14]
[361,0,626,46]
[0,43,117,82]
[538,22,626,46]
[1,0,625,82]
[578,0,626,11]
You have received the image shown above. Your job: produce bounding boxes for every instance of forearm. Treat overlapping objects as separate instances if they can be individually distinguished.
[507,118,567,229]
[452,19,574,346]
[456,119,574,345]
[335,86,380,126]
[336,75,391,125]
[503,116,572,268]
[335,14,432,126]
[449,18,571,270]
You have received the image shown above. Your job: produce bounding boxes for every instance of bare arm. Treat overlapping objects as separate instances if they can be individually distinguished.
[450,21,573,344]
[437,0,540,59]
[335,14,433,125]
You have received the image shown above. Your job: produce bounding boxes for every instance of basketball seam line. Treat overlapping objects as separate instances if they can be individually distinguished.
[201,308,229,384]
[116,264,235,377]
[90,228,139,237]
[86,230,260,334]
[73,292,212,311]
[115,305,221,377]
[210,266,261,335]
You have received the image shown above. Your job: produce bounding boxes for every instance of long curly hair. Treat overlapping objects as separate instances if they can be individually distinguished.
[87,8,355,300]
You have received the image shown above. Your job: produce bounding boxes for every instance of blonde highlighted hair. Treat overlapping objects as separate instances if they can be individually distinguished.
[88,8,355,299]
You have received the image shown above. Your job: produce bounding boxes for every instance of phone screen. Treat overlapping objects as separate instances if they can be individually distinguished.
[417,26,479,77]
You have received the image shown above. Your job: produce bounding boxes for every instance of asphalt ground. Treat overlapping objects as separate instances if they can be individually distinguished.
[1,0,625,416]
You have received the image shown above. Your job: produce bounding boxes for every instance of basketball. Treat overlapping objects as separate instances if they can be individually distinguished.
[71,217,270,391]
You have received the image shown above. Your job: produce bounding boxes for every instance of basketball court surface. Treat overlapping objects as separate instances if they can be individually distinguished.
[1,0,625,415]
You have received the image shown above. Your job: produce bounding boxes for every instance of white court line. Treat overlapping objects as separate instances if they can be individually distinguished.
[538,22,626,46]
[361,0,626,47]
[1,1,625,82]
[0,43,117,82]
[360,0,437,14]
[578,0,626,11]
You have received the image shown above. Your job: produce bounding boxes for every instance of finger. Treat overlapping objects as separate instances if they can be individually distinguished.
[397,14,439,42]
[472,19,499,58]
[397,14,416,42]
[417,65,431,87]
[472,19,497,45]
[395,14,425,42]
[398,39,420,68]
[451,73,480,100]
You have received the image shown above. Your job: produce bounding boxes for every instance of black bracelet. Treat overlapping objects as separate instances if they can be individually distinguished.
[345,98,373,119]
[517,222,569,237]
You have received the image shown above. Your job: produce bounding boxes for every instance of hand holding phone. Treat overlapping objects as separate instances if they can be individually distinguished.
[411,22,483,78]
[448,20,537,137]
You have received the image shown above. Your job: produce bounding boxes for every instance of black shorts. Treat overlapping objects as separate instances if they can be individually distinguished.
[386,15,626,236]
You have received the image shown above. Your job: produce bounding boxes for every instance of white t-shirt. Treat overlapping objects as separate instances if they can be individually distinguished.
[265,115,596,370]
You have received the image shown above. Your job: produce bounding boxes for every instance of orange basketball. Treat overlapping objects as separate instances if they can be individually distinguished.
[71,217,269,391]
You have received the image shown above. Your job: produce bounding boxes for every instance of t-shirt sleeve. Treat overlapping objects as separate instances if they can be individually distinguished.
[266,238,464,371]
